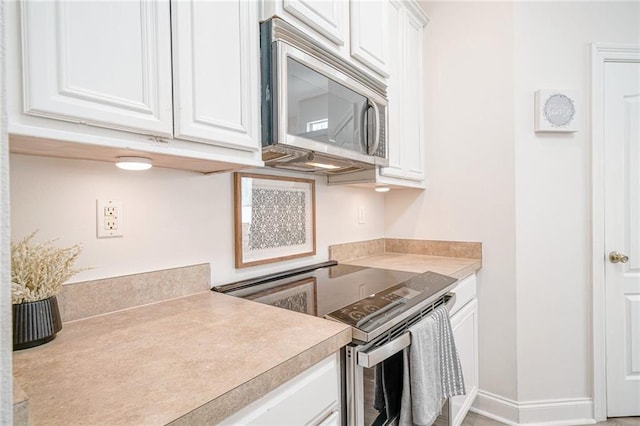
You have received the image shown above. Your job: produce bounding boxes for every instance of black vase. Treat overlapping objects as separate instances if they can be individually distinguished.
[13,296,63,350]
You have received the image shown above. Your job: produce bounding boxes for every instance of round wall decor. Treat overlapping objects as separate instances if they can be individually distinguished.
[535,90,579,133]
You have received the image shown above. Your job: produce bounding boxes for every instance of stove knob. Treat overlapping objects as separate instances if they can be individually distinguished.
[349,311,365,320]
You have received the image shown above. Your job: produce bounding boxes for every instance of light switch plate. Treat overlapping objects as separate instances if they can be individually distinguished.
[97,199,123,238]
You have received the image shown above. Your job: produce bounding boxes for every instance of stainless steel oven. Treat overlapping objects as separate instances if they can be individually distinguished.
[344,293,455,425]
[213,262,458,426]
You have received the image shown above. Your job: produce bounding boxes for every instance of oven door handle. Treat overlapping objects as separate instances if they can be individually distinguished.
[358,332,411,368]
[356,292,457,368]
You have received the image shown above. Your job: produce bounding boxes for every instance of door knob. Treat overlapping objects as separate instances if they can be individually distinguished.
[609,251,629,263]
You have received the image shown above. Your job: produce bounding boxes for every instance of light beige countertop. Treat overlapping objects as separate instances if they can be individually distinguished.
[13,291,351,425]
[329,238,482,279]
[342,253,481,279]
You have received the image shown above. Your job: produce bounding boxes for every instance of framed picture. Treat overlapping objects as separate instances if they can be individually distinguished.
[245,277,317,315]
[234,172,316,268]
[534,90,578,132]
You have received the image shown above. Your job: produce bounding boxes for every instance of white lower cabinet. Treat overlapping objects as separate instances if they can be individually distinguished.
[218,353,341,425]
[448,275,479,426]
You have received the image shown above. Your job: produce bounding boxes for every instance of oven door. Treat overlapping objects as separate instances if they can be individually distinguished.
[346,337,409,425]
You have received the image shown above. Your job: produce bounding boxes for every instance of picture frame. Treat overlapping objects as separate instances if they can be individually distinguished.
[534,89,579,133]
[245,277,317,315]
[234,172,316,268]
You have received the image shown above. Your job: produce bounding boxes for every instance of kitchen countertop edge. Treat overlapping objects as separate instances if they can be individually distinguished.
[169,328,352,425]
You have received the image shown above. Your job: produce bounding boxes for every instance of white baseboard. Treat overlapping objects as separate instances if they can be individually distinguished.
[471,390,595,425]
[471,390,519,425]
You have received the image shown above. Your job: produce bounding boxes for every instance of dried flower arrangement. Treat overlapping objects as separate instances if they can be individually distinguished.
[11,231,86,304]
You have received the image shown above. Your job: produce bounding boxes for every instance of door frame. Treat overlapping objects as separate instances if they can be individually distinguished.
[590,43,640,422]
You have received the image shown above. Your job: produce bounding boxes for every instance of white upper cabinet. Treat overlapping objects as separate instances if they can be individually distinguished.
[283,0,348,47]
[349,0,389,77]
[380,0,404,178]
[10,0,262,173]
[327,0,428,189]
[379,0,427,185]
[263,0,349,54]
[171,0,259,151]
[20,1,174,137]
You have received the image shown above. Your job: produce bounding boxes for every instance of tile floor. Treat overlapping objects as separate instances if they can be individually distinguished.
[454,412,640,426]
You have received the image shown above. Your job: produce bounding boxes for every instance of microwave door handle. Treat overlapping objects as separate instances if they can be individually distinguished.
[368,101,381,156]
[357,332,411,368]
[359,102,369,153]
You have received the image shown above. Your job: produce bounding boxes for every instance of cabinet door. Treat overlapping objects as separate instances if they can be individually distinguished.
[449,299,479,426]
[282,0,348,47]
[171,0,260,151]
[400,8,426,182]
[380,0,405,179]
[21,0,173,137]
[350,0,389,77]
[380,3,426,183]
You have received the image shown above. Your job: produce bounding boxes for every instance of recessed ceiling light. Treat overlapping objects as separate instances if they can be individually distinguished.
[115,157,152,171]
[374,186,390,193]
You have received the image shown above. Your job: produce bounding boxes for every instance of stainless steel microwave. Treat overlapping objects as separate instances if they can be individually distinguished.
[260,17,389,174]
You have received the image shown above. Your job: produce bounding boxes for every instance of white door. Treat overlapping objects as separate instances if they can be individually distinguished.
[171,0,260,151]
[604,60,640,417]
[20,0,173,136]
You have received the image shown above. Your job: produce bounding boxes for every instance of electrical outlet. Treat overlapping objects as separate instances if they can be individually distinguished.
[97,199,123,238]
[358,206,365,224]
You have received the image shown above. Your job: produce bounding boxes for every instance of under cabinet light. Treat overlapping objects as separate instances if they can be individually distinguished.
[305,161,341,170]
[374,186,390,193]
[115,157,152,171]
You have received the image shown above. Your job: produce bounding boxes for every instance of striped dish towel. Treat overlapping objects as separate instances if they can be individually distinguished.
[432,305,465,398]
[399,304,465,426]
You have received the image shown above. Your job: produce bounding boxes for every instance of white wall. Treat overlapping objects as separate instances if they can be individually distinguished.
[387,0,640,422]
[9,154,385,286]
[514,0,640,403]
[388,1,518,401]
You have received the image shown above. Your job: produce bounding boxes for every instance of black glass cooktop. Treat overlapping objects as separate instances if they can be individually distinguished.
[213,262,458,333]
[324,270,458,331]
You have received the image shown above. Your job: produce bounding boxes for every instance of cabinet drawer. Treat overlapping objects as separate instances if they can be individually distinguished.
[449,274,477,315]
[219,354,340,425]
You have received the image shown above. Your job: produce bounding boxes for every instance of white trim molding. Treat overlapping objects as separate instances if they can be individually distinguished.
[472,391,594,426]
[471,390,519,425]
[590,43,640,423]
